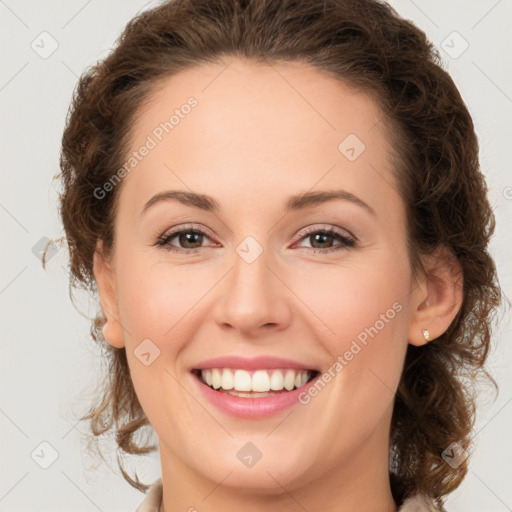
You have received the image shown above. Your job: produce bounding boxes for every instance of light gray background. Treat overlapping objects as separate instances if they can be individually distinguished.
[1,0,511,511]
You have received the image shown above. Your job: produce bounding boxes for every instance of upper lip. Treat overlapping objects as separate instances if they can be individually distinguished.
[191,356,319,371]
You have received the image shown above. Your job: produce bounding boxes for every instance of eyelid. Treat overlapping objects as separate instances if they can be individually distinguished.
[155,223,221,253]
[160,223,217,241]
[294,223,356,242]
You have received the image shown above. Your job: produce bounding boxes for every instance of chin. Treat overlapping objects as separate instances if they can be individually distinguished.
[194,446,311,494]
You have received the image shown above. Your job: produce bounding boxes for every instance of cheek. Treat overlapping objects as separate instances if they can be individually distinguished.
[301,255,410,389]
[113,262,207,419]
[114,259,222,352]
[300,257,408,336]
[116,250,184,320]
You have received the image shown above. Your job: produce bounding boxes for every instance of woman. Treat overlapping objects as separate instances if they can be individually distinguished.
[53,0,502,510]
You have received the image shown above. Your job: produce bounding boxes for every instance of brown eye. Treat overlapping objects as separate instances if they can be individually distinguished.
[175,231,204,249]
[295,227,356,253]
[308,232,335,249]
[156,226,215,253]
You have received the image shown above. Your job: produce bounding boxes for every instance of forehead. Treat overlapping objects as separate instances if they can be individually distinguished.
[119,58,400,218]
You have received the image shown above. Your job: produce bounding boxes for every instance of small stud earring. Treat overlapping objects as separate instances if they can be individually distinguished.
[422,329,430,342]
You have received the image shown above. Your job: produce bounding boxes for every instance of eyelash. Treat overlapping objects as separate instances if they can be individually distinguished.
[155,223,356,255]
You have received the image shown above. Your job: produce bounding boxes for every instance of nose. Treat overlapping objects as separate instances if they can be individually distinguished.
[212,243,292,337]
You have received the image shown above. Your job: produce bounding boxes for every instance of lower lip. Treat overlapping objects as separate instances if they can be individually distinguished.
[191,371,321,419]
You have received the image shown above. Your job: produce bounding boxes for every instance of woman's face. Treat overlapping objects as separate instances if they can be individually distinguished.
[95,59,429,497]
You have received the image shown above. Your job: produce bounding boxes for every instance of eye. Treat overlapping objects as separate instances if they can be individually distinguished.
[155,224,356,254]
[293,226,356,253]
[155,224,217,253]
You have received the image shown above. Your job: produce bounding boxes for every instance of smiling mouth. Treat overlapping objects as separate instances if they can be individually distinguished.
[191,368,320,397]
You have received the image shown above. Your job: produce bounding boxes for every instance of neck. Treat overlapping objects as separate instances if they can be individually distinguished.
[158,415,397,512]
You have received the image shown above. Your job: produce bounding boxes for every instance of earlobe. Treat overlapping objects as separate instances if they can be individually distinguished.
[408,246,463,347]
[92,241,125,349]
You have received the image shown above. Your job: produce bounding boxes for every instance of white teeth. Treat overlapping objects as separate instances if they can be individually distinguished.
[252,370,270,392]
[211,368,222,389]
[233,369,252,391]
[284,369,295,391]
[269,370,284,390]
[221,369,234,390]
[198,368,313,392]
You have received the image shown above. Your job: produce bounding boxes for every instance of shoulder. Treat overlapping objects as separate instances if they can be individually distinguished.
[135,478,162,512]
[398,493,447,512]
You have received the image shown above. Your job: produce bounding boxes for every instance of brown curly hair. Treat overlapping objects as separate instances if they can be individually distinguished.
[50,0,503,506]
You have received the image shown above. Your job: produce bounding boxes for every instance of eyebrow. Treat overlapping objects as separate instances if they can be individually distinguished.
[141,189,376,216]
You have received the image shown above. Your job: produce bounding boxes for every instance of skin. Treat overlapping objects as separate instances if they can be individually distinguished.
[93,58,463,512]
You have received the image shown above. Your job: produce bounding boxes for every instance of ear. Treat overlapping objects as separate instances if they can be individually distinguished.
[92,241,125,349]
[408,245,463,346]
